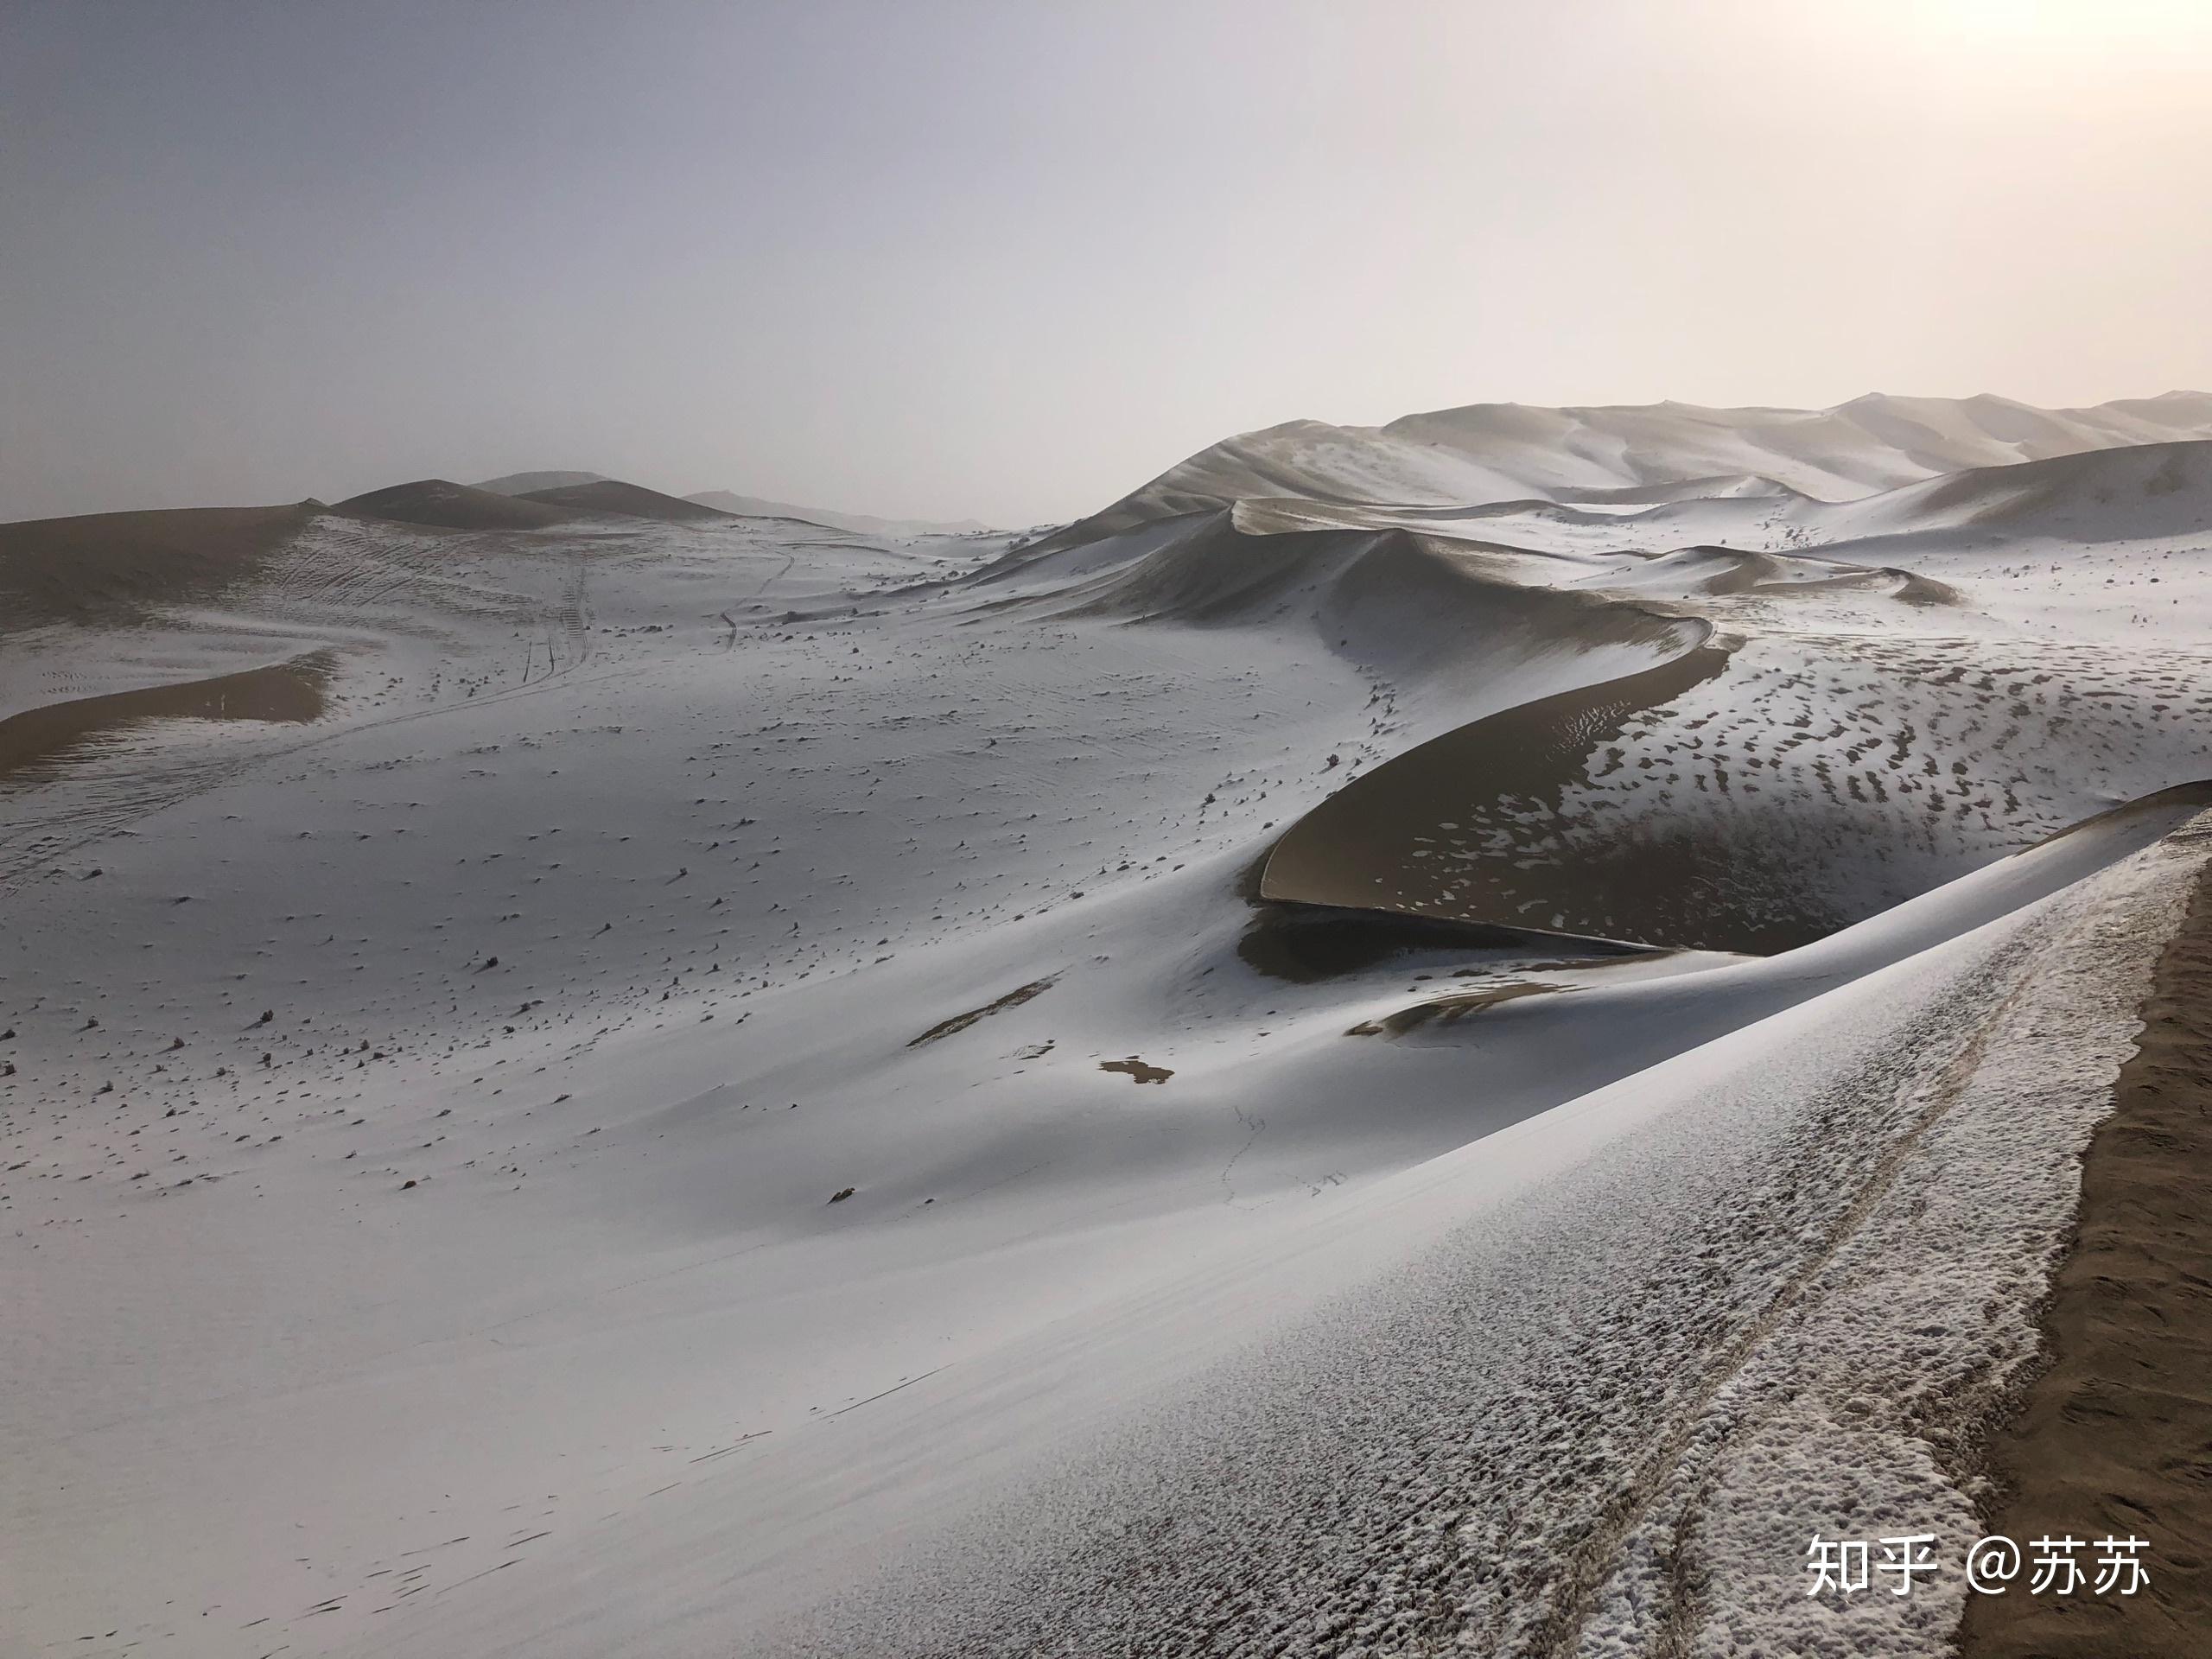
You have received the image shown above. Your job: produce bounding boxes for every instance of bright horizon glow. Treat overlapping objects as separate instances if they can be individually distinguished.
[3,0,2209,526]
[1922,0,2212,41]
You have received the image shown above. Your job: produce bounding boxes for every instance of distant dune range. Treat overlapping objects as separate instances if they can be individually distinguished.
[468,469,607,497]
[683,488,992,537]
[6,410,2208,950]
[466,471,990,536]
[0,472,963,883]
[1013,389,2212,557]
[513,478,737,523]
[333,475,736,529]
[6,397,2212,1659]
[333,478,573,531]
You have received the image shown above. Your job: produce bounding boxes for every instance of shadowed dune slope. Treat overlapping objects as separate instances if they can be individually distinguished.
[0,502,321,632]
[470,469,607,496]
[992,512,1696,664]
[334,478,571,531]
[518,479,736,523]
[1257,645,1786,948]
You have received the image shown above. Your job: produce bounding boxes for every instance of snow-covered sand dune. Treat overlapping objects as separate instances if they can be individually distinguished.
[3,408,2209,1656]
[1014,391,2212,557]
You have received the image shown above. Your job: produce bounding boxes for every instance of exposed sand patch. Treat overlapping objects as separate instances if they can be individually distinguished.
[1099,1056,1173,1084]
[1260,644,1753,946]
[1959,842,2212,1658]
[906,976,1057,1046]
[0,652,333,785]
[1344,979,1567,1037]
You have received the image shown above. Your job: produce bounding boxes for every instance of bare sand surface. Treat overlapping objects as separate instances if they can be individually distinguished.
[1960,830,2212,1657]
[1259,643,1774,947]
[333,478,571,531]
[0,502,316,628]
[0,652,332,785]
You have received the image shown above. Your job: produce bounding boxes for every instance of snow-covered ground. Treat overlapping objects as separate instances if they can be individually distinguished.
[4,397,2209,1656]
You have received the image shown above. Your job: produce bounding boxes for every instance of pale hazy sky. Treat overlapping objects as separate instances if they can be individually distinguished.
[5,0,2210,526]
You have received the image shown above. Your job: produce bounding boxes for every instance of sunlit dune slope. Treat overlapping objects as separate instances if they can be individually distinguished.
[1016,391,2212,561]
[6,396,2211,1659]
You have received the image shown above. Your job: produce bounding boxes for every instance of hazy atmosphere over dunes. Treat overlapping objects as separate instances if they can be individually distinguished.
[9,4,2212,1658]
[8,1,2212,525]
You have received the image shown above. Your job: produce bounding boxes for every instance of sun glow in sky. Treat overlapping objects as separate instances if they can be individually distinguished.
[1922,0,2212,40]
[3,0,2209,524]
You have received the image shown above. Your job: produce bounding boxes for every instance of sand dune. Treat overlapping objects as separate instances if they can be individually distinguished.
[517,477,737,522]
[1014,486,2207,957]
[470,469,608,496]
[0,652,330,786]
[334,477,573,531]
[6,398,2211,1659]
[0,501,319,630]
[1258,601,2205,952]
[1025,392,2212,558]
[1803,435,2212,547]
[687,488,992,537]
[467,474,990,537]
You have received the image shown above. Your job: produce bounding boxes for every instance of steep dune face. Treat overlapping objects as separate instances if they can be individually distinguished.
[1262,626,2209,953]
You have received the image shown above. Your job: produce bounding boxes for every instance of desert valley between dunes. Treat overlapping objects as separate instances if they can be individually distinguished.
[6,393,2212,1658]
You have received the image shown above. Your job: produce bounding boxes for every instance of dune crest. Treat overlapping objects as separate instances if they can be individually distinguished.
[1020,391,2212,558]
